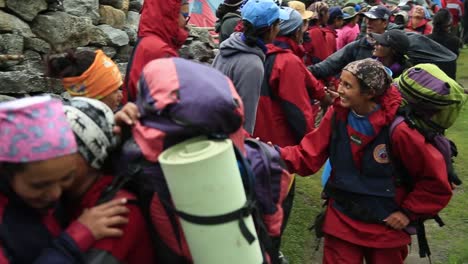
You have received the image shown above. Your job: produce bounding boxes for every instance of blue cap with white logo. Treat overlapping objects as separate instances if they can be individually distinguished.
[241,0,290,29]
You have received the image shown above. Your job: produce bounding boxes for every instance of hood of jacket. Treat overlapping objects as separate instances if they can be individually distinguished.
[268,36,306,59]
[219,32,266,60]
[138,0,188,50]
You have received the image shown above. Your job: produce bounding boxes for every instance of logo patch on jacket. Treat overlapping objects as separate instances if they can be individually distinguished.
[373,144,390,164]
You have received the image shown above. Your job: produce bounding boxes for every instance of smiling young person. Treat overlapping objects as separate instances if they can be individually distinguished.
[0,96,128,264]
[278,59,452,264]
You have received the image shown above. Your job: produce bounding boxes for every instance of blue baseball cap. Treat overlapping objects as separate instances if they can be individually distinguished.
[278,7,303,36]
[241,0,290,28]
[329,6,344,21]
[362,5,391,20]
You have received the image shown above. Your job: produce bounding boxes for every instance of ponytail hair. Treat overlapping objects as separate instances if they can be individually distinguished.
[242,19,278,47]
[46,49,96,79]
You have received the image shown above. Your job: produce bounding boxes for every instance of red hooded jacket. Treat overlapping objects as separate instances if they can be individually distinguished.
[254,37,325,147]
[303,26,333,66]
[123,0,189,103]
[280,87,452,248]
[323,26,338,54]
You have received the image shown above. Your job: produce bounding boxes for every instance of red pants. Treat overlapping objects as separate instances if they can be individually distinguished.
[323,235,409,264]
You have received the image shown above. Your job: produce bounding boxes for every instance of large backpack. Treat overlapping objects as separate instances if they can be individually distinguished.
[101,58,294,264]
[405,32,458,79]
[389,63,467,259]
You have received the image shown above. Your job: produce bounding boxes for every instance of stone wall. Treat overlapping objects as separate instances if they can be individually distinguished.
[0,0,143,97]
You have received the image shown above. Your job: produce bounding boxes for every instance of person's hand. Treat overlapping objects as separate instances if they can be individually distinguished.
[77,198,129,240]
[324,87,340,101]
[113,103,140,134]
[384,211,410,230]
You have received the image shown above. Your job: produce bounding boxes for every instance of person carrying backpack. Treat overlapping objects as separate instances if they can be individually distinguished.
[278,58,454,264]
[212,0,288,134]
[215,0,244,43]
[0,96,129,264]
[254,7,328,148]
[111,57,295,264]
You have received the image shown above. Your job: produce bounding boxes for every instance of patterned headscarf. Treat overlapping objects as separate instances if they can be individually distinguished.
[307,1,329,20]
[0,96,77,163]
[62,50,122,100]
[63,97,117,169]
[343,58,392,97]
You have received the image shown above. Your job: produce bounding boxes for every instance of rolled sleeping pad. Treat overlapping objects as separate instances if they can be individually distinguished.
[159,136,263,264]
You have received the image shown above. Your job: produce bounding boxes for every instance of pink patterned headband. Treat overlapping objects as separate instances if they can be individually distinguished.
[0,96,78,163]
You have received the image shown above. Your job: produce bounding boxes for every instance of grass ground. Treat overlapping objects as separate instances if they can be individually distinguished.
[280,48,468,264]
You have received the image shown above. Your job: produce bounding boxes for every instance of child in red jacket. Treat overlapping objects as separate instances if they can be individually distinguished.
[62,97,155,263]
[279,59,452,264]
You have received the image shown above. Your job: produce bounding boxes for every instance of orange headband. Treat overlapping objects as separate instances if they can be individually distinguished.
[62,50,123,99]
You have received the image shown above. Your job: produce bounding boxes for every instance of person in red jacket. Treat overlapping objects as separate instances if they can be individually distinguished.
[62,97,155,263]
[279,59,452,264]
[304,2,331,65]
[0,96,129,264]
[123,0,190,103]
[446,0,464,37]
[405,5,433,34]
[254,7,328,148]
[323,7,344,54]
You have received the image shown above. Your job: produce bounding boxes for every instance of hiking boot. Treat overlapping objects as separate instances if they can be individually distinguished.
[278,251,290,264]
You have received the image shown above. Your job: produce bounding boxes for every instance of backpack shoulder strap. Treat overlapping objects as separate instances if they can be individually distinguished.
[389,116,406,137]
[260,54,278,100]
[96,163,142,205]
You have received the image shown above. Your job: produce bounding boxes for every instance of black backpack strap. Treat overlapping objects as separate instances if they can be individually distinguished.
[260,54,279,100]
[97,164,141,205]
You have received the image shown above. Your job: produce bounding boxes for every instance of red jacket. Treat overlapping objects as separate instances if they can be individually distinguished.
[123,0,188,103]
[323,26,338,54]
[280,87,452,248]
[303,26,332,66]
[66,176,155,263]
[405,19,433,35]
[253,37,325,147]
[446,0,464,25]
